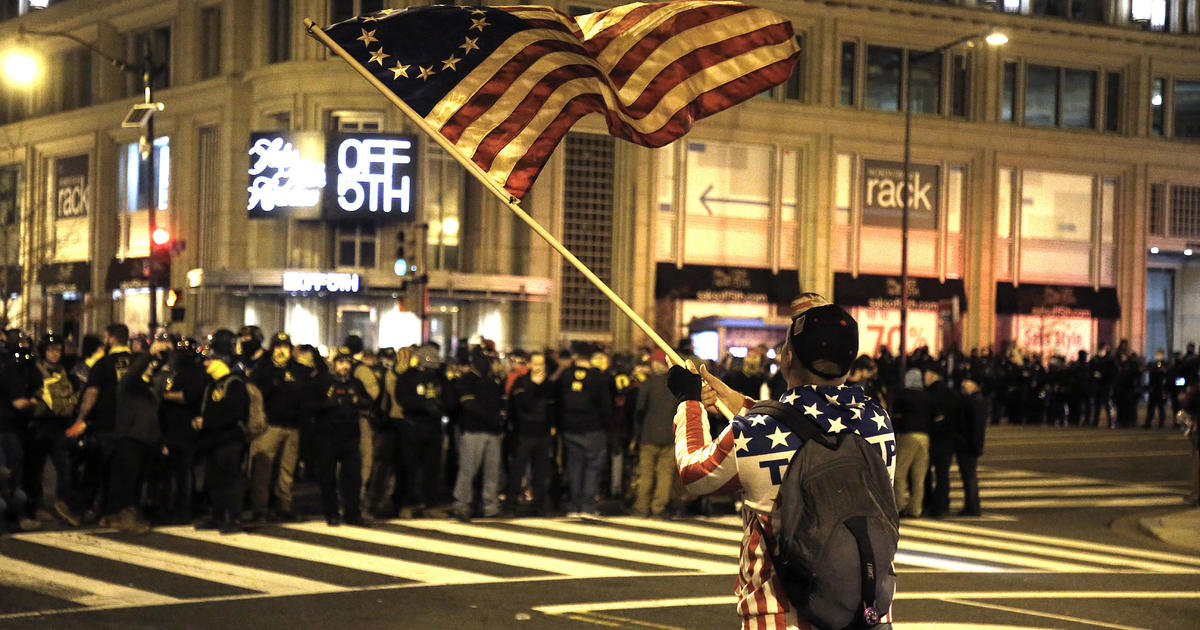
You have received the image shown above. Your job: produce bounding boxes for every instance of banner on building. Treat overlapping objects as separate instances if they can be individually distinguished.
[655,263,799,305]
[861,159,939,229]
[995,282,1120,319]
[247,131,418,222]
[55,155,89,219]
[833,272,967,312]
[40,261,91,294]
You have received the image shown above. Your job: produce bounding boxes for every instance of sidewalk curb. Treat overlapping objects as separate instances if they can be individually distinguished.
[1134,507,1200,553]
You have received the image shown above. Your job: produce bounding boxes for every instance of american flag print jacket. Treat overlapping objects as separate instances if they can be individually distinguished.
[673,384,897,630]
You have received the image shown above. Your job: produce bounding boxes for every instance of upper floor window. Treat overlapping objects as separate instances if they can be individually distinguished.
[1031,0,1105,22]
[268,0,292,63]
[330,110,382,131]
[1001,60,1119,132]
[841,41,968,117]
[1153,77,1200,139]
[199,5,222,80]
[128,25,171,93]
[122,137,170,213]
[336,223,378,268]
[331,0,384,23]
[1130,0,1169,31]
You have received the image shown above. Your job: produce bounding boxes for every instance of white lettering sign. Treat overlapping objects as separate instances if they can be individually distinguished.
[56,175,89,219]
[335,138,412,214]
[247,137,327,213]
[282,272,362,293]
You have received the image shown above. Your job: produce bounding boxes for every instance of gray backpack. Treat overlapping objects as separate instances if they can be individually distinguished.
[749,401,899,630]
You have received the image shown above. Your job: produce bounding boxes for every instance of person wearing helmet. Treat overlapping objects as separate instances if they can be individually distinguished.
[236,325,265,374]
[192,328,251,534]
[376,344,445,519]
[25,334,79,526]
[446,345,505,521]
[158,337,208,523]
[314,348,371,526]
[247,332,309,523]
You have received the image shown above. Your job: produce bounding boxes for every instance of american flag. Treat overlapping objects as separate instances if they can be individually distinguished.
[323,2,799,200]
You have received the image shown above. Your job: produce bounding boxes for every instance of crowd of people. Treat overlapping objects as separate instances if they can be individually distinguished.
[1,321,1198,536]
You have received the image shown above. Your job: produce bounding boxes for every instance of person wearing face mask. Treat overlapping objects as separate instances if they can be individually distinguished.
[631,349,683,518]
[379,344,446,518]
[56,324,134,528]
[25,334,78,526]
[506,351,565,516]
[446,346,505,521]
[235,325,265,375]
[557,342,612,518]
[1146,350,1170,429]
[158,338,207,524]
[193,329,251,534]
[246,333,309,523]
[314,349,371,526]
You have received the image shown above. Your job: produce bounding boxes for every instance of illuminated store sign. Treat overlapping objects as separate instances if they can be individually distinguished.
[247,131,417,222]
[282,272,362,293]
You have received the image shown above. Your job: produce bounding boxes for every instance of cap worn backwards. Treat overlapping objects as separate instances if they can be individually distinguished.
[788,304,859,380]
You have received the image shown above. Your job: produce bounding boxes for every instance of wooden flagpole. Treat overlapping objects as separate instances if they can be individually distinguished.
[305,19,735,419]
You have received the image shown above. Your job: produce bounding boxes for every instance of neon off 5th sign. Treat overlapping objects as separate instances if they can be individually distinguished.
[246,131,417,221]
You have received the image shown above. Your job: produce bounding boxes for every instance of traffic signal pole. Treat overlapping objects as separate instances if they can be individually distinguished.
[143,44,159,333]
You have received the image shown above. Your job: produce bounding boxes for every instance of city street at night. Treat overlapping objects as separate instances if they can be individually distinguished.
[1,424,1195,630]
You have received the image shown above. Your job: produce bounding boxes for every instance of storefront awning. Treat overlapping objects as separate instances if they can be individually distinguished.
[995,282,1120,319]
[105,258,151,291]
[833,272,967,312]
[655,263,800,305]
[41,261,91,294]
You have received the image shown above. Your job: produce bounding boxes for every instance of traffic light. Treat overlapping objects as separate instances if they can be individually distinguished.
[149,227,172,283]
[166,288,185,322]
[394,228,409,277]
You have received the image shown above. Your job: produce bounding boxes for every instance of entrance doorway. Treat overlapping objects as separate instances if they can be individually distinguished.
[1146,268,1174,355]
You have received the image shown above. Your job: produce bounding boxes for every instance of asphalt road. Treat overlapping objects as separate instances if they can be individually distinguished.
[1,424,1195,630]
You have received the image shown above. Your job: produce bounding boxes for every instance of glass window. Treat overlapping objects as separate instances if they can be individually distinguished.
[840,41,856,106]
[865,45,902,112]
[950,54,968,118]
[947,167,964,233]
[908,50,942,115]
[781,148,797,223]
[683,141,772,267]
[332,0,384,23]
[199,6,222,79]
[427,146,463,270]
[1070,0,1104,21]
[1062,68,1096,128]
[782,35,804,101]
[1174,80,1200,139]
[1101,179,1115,244]
[268,0,292,63]
[336,223,377,268]
[997,168,1012,238]
[835,153,852,226]
[1105,72,1121,133]
[1152,78,1165,136]
[58,49,92,112]
[0,166,20,227]
[1025,64,1058,127]
[1002,62,1017,122]
[123,137,170,212]
[130,26,170,92]
[1019,170,1094,242]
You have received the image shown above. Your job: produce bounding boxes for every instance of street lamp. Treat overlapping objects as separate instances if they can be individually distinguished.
[899,30,1006,380]
[3,25,166,331]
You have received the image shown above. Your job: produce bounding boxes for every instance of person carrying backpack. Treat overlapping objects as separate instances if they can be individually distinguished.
[668,298,898,630]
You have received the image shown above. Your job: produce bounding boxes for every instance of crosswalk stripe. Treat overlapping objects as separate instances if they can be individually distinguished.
[17,531,346,596]
[281,521,634,578]
[399,519,740,573]
[898,526,1200,573]
[979,496,1186,508]
[159,525,496,584]
[954,477,1128,488]
[979,486,1185,497]
[0,555,178,608]
[897,538,1102,572]
[508,518,742,557]
[603,516,742,542]
[906,519,1200,567]
[893,551,1007,572]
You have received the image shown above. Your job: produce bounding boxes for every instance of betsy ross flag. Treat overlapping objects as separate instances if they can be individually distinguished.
[323,2,799,200]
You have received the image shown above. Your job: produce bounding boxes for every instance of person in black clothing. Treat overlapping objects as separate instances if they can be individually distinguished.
[0,346,39,532]
[557,342,613,517]
[158,339,207,524]
[247,333,310,523]
[1146,351,1170,429]
[1068,350,1090,427]
[924,367,963,518]
[957,374,988,516]
[57,323,134,527]
[193,329,250,534]
[890,367,940,517]
[1088,345,1117,428]
[506,351,563,516]
[447,346,506,521]
[103,341,172,533]
[377,344,446,518]
[315,351,371,526]
[25,334,79,525]
[1114,352,1143,429]
[724,349,767,400]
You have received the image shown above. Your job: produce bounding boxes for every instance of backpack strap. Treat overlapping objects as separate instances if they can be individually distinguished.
[748,400,836,449]
[844,515,883,627]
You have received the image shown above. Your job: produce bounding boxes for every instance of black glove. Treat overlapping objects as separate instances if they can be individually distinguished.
[667,365,702,403]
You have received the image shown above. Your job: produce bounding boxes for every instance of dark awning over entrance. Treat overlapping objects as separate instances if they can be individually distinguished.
[41,261,91,294]
[833,272,968,312]
[2,265,20,295]
[105,258,151,291]
[655,263,800,305]
[995,282,1120,319]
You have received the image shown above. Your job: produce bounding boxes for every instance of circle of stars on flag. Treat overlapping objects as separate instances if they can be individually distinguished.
[355,6,490,83]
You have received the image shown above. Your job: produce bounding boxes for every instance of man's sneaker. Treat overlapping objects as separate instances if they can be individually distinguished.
[326,514,342,527]
[218,521,242,535]
[54,501,81,527]
[193,517,220,531]
[17,518,42,531]
[114,509,151,535]
[452,510,471,523]
[344,513,368,527]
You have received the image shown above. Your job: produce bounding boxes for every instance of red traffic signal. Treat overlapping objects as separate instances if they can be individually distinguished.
[152,227,171,248]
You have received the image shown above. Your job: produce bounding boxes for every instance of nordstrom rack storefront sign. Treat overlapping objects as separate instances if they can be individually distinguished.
[247,131,418,222]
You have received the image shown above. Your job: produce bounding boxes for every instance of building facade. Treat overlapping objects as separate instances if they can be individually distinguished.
[0,0,1198,359]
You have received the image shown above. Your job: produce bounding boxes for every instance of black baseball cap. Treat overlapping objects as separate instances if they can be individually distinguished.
[788,304,858,379]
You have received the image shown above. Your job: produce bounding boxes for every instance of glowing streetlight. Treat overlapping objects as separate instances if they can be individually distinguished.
[1,48,39,86]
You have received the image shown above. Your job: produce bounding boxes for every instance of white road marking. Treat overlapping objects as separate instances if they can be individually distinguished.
[17,531,345,596]
[160,525,497,584]
[513,518,742,556]
[281,521,635,578]
[0,555,179,608]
